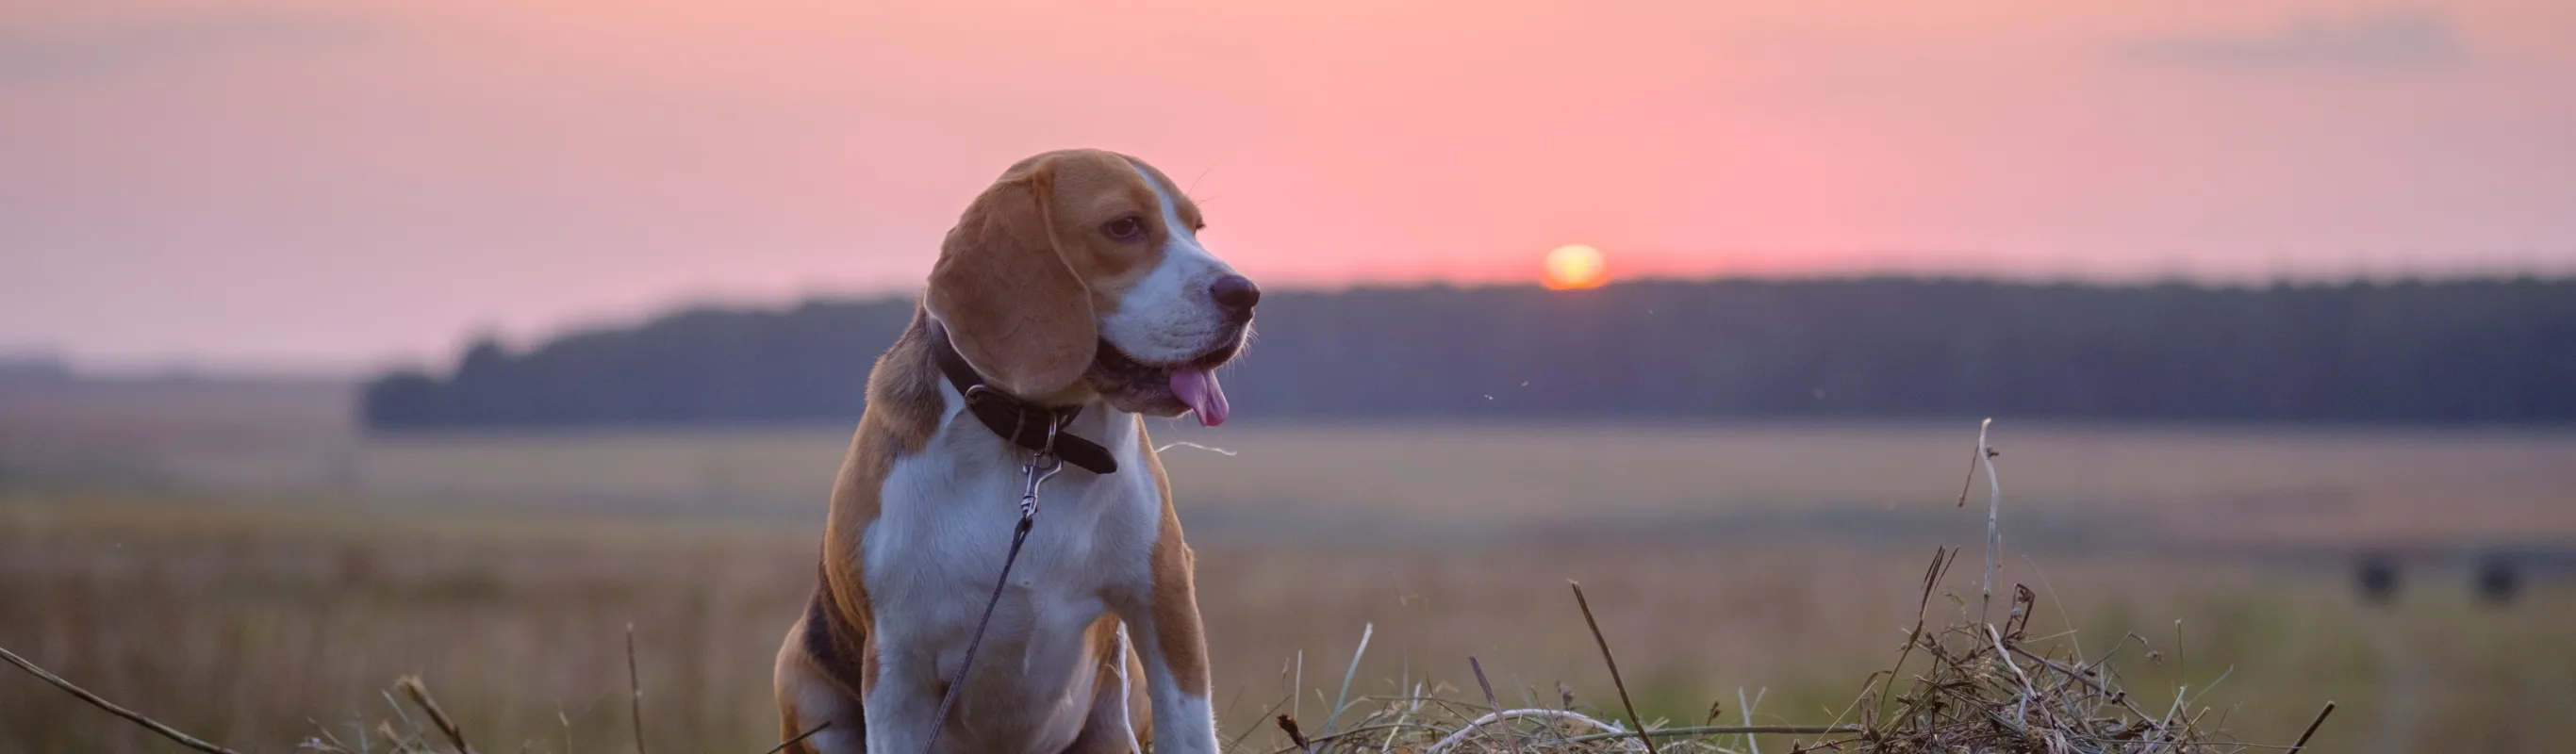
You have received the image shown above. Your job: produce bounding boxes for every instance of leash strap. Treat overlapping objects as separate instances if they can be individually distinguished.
[921,428,1064,754]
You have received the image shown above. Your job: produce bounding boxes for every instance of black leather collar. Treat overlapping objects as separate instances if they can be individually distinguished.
[928,324,1119,475]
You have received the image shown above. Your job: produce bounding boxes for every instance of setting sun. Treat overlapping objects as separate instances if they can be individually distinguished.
[1543,244,1609,289]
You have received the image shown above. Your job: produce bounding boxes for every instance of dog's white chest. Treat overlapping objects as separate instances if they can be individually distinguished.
[858,409,1159,748]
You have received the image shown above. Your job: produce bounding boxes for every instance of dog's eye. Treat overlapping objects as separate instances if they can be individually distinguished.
[1102,216,1148,241]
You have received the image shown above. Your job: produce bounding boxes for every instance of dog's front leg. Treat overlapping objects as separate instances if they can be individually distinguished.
[1115,532,1221,754]
[863,647,944,753]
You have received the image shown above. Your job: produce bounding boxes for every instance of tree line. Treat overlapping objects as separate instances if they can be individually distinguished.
[363,276,2576,428]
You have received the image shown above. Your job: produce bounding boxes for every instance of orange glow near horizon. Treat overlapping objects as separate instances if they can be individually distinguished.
[1542,244,1609,289]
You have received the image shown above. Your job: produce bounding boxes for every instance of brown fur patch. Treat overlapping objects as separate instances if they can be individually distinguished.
[800,566,871,699]
[1140,426,1212,693]
[926,149,1191,403]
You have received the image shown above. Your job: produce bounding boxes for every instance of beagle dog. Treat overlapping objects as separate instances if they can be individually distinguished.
[773,149,1256,754]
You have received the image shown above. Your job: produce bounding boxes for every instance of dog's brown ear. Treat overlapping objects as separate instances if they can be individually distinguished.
[927,158,1098,399]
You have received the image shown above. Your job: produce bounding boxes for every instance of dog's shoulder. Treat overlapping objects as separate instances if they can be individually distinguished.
[864,307,949,463]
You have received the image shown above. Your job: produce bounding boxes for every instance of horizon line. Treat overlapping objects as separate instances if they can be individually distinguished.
[12,267,2575,381]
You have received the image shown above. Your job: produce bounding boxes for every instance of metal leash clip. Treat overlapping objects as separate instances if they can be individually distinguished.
[1019,423,1065,521]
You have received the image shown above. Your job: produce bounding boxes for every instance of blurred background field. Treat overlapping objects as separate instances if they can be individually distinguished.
[10,2,2576,752]
[6,376,2574,753]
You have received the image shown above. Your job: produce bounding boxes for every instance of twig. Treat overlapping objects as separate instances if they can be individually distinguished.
[760,722,830,754]
[1560,724,1864,744]
[627,623,649,754]
[1975,418,2003,623]
[1470,657,1523,754]
[397,675,477,754]
[0,645,247,754]
[1738,687,1763,754]
[1277,714,1311,749]
[1986,625,2036,724]
[383,689,420,735]
[2287,701,2336,753]
[1570,581,1660,754]
[1427,709,1640,753]
[2175,618,2188,706]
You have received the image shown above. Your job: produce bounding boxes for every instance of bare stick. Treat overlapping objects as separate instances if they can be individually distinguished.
[759,722,830,754]
[1975,418,2003,623]
[0,645,246,754]
[1469,657,1523,754]
[2287,701,2336,753]
[1737,687,1760,754]
[1560,724,1862,745]
[397,676,477,754]
[1427,709,1635,753]
[627,623,649,754]
[1569,581,1660,754]
[1986,625,2036,724]
[1276,714,1311,749]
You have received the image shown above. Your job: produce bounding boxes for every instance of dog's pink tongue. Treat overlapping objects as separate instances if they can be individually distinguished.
[1168,367,1230,426]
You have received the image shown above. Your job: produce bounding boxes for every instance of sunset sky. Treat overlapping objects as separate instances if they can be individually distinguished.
[5,1,2573,372]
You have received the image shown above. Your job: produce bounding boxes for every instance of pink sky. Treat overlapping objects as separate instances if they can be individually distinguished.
[5,1,2573,372]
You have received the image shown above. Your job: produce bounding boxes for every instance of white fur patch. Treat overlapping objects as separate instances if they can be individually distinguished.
[1115,615,1222,754]
[1098,164,1241,365]
[856,379,1167,753]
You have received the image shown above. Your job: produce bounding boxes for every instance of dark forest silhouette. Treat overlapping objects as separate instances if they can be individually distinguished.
[363,277,2576,428]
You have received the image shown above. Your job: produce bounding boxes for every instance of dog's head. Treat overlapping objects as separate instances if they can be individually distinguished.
[926,149,1257,426]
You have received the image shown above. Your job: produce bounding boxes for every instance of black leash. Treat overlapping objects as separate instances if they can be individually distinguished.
[920,425,1065,754]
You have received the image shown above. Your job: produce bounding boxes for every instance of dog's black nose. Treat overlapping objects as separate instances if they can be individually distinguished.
[1210,274,1261,314]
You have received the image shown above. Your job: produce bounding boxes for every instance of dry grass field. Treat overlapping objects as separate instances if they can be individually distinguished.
[4,385,2575,752]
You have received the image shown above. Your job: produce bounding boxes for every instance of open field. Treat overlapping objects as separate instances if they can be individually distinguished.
[7,487,2573,753]
[5,387,2576,752]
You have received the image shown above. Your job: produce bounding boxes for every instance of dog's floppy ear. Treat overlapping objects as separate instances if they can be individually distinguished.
[927,158,1098,399]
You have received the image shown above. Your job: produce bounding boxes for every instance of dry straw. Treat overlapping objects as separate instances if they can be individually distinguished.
[2,420,2328,752]
[1260,545,2315,752]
